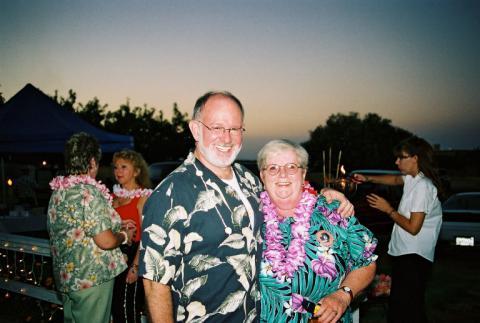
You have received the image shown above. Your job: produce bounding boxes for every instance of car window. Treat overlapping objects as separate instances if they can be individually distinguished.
[352,182,403,211]
[149,162,182,187]
[443,195,480,211]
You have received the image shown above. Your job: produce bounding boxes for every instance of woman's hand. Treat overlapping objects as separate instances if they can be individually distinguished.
[121,219,137,244]
[126,265,139,284]
[368,194,426,235]
[366,193,393,214]
[121,219,136,230]
[320,188,354,217]
[310,290,350,323]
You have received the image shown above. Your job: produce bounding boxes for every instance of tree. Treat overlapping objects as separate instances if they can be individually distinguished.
[51,88,194,162]
[302,112,412,172]
[170,102,194,158]
[142,103,194,162]
[52,89,77,112]
[76,97,108,127]
[0,84,5,105]
[103,100,193,162]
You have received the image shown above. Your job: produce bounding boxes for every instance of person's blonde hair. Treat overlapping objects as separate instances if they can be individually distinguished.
[113,150,152,188]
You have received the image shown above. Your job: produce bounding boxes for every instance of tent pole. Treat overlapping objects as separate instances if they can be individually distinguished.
[1,156,5,206]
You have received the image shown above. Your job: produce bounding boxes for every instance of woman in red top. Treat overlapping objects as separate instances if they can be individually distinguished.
[111,150,152,323]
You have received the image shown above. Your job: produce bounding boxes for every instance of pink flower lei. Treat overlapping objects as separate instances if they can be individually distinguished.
[112,184,152,199]
[49,175,113,205]
[261,186,317,279]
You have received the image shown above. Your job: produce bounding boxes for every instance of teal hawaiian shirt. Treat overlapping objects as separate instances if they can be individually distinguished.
[47,183,127,293]
[260,196,378,323]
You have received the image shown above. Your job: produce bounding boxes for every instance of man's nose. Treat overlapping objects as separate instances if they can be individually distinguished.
[221,129,233,142]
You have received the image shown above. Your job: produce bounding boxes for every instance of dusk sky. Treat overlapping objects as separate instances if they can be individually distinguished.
[1,0,479,159]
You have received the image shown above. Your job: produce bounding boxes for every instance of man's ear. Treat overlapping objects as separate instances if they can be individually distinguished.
[89,157,97,169]
[189,120,200,142]
[88,157,98,178]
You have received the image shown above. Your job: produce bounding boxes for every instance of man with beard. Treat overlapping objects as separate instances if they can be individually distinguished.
[139,91,353,322]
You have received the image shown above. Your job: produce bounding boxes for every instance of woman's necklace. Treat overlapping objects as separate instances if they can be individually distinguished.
[261,188,317,279]
[113,184,152,199]
[49,175,113,204]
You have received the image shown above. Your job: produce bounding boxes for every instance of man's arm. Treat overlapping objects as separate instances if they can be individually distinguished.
[144,279,174,323]
[320,188,354,217]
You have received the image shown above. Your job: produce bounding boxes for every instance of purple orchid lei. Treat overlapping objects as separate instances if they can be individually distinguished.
[261,189,317,279]
[50,175,113,204]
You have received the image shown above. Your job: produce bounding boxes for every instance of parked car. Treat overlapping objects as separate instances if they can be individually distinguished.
[439,192,480,246]
[149,161,183,187]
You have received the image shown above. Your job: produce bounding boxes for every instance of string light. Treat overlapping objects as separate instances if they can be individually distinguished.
[0,235,61,320]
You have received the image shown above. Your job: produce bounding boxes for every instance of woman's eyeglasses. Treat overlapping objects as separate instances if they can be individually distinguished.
[396,155,411,160]
[263,163,303,176]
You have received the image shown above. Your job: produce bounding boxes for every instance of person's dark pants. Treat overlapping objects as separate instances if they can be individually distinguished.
[388,253,432,323]
[111,241,144,323]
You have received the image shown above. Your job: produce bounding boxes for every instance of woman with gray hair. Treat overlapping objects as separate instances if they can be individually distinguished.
[47,132,136,323]
[258,139,377,323]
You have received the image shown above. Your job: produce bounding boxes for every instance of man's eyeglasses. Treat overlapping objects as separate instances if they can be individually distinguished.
[262,163,303,176]
[196,120,245,137]
[396,155,411,160]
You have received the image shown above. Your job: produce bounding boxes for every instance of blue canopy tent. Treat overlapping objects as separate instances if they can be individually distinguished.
[0,83,133,153]
[0,83,134,205]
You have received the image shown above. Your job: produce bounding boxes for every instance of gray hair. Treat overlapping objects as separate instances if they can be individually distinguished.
[257,139,309,170]
[192,91,244,120]
[64,132,101,175]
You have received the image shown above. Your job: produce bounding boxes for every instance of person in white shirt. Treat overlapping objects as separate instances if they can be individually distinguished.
[352,136,443,323]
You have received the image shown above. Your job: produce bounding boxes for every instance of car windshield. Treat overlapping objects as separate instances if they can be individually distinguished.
[443,194,480,211]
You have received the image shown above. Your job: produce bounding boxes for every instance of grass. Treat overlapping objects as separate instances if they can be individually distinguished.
[360,241,480,323]
[1,235,479,322]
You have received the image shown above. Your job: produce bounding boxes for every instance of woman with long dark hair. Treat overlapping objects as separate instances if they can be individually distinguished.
[352,136,443,323]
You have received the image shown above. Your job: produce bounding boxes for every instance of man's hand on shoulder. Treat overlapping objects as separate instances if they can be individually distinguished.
[320,188,354,218]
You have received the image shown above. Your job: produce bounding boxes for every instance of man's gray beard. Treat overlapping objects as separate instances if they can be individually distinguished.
[197,140,242,168]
